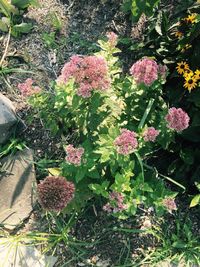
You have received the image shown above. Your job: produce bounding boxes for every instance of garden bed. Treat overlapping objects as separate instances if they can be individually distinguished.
[0,0,200,266]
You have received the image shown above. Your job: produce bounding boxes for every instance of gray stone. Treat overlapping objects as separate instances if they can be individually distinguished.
[0,93,18,144]
[0,240,57,267]
[0,149,36,230]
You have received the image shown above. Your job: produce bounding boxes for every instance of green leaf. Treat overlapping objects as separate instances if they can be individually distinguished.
[75,167,87,183]
[108,126,120,138]
[12,22,33,33]
[0,19,8,32]
[180,148,194,165]
[190,194,200,208]
[142,183,153,192]
[89,181,109,197]
[0,0,17,17]
[11,0,39,9]
[155,12,163,36]
[172,242,187,249]
[138,98,155,130]
[48,168,61,176]
[87,169,100,179]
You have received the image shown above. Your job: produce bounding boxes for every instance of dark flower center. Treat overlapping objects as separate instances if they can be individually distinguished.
[188,79,193,84]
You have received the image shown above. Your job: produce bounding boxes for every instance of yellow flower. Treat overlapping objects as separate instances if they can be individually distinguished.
[194,69,200,80]
[183,69,194,78]
[175,31,183,38]
[181,44,192,53]
[185,13,197,24]
[184,76,198,92]
[176,61,190,75]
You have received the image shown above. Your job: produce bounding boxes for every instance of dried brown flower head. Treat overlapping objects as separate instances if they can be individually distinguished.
[37,176,75,212]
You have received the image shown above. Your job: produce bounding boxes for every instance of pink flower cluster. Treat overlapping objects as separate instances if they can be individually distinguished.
[17,78,41,96]
[143,127,160,142]
[37,176,75,212]
[165,107,190,132]
[57,55,110,98]
[106,31,118,47]
[103,191,127,213]
[65,144,84,166]
[130,58,158,86]
[158,64,168,79]
[114,129,138,155]
[163,197,177,213]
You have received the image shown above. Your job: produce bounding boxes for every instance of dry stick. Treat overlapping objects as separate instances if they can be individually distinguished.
[0,27,11,67]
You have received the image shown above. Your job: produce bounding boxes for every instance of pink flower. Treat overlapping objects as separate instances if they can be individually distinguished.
[77,83,92,98]
[37,176,75,212]
[106,32,118,47]
[65,144,84,166]
[57,55,110,98]
[130,58,158,86]
[165,107,190,132]
[103,203,112,212]
[103,191,127,213]
[158,64,168,79]
[163,197,177,213]
[114,129,138,155]
[17,78,41,96]
[143,127,160,142]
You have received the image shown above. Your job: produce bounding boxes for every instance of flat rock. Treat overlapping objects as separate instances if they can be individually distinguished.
[0,149,36,230]
[0,93,18,144]
[0,239,57,267]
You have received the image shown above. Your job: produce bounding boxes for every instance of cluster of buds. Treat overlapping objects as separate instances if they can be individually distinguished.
[65,144,84,166]
[17,78,41,96]
[103,191,127,213]
[163,197,177,214]
[114,129,138,155]
[165,107,190,132]
[57,55,110,98]
[142,127,160,142]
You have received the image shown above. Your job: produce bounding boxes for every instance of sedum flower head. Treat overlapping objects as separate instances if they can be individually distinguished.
[158,64,168,80]
[65,144,84,166]
[57,55,110,98]
[143,127,160,142]
[163,197,177,213]
[18,78,41,96]
[114,129,138,155]
[103,191,127,213]
[130,57,158,86]
[37,176,75,212]
[106,31,118,47]
[165,107,190,132]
